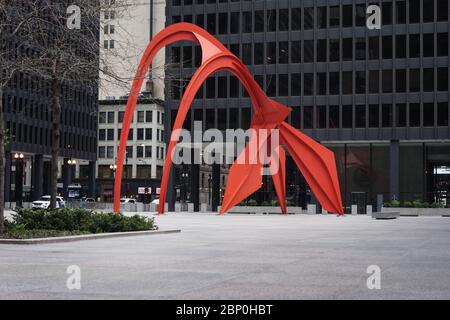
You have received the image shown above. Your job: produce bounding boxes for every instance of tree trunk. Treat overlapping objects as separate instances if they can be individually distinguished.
[50,76,61,209]
[0,87,5,234]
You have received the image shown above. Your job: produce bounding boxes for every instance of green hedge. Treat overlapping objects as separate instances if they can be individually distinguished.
[3,208,156,238]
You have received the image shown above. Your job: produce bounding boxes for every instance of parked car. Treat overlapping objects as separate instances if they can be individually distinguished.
[32,195,66,209]
[120,198,137,204]
[84,198,96,203]
[150,199,159,205]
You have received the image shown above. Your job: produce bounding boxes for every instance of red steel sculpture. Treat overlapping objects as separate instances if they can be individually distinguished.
[113,23,344,215]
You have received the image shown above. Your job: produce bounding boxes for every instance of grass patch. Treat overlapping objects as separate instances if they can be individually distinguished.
[1,208,157,239]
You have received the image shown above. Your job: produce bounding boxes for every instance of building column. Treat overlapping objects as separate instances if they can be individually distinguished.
[62,158,70,198]
[4,151,11,202]
[190,163,200,212]
[190,147,200,212]
[88,161,96,198]
[43,161,52,195]
[390,140,400,201]
[32,154,44,201]
[167,166,175,211]
[211,163,220,212]
[15,157,24,207]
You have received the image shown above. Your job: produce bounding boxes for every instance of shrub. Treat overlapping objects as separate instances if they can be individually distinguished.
[390,200,400,208]
[404,201,414,208]
[260,201,270,206]
[247,199,258,206]
[5,208,156,236]
[271,199,279,207]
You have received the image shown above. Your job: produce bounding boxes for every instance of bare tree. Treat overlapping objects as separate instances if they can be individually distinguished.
[0,0,181,230]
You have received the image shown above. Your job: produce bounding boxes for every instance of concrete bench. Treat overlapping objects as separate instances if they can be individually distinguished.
[372,211,400,220]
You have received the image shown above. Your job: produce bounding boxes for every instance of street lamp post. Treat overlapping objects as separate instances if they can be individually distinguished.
[110,163,117,178]
[208,174,212,208]
[14,153,24,208]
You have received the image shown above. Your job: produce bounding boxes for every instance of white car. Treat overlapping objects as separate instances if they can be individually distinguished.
[32,196,66,209]
[151,199,159,205]
[120,198,137,204]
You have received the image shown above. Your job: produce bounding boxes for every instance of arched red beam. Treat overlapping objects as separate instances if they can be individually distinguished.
[113,23,264,213]
[157,52,291,214]
[279,122,344,214]
[114,22,344,216]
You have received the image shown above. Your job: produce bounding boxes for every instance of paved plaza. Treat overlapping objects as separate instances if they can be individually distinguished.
[1,213,450,299]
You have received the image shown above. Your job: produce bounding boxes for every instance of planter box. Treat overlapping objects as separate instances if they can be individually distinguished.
[224,206,304,214]
[382,207,450,216]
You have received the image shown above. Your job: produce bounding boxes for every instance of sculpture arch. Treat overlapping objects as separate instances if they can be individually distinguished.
[114,23,344,215]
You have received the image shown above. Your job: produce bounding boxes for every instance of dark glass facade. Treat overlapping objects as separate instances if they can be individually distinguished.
[166,0,450,211]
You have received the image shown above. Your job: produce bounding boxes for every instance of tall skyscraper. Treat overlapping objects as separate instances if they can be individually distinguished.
[165,0,450,213]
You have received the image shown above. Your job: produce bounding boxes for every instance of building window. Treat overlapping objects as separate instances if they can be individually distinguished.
[410,0,420,23]
[369,70,379,93]
[304,73,313,96]
[317,7,327,29]
[342,106,352,128]
[145,146,152,158]
[369,37,379,60]
[145,110,152,122]
[396,104,407,127]
[98,146,106,158]
[255,10,264,32]
[438,68,448,91]
[410,103,421,127]
[342,72,352,95]
[423,68,435,92]
[291,8,301,30]
[317,39,327,62]
[137,128,144,140]
[329,72,339,95]
[304,7,314,30]
[382,2,393,25]
[437,0,449,22]
[267,9,276,32]
[410,69,421,92]
[369,105,379,128]
[304,106,313,129]
[329,5,339,27]
[355,105,366,128]
[316,106,326,128]
[107,111,114,123]
[304,40,314,63]
[107,146,114,159]
[355,71,366,94]
[342,5,353,28]
[107,129,114,141]
[423,103,435,127]
[329,106,339,128]
[438,103,449,126]
[137,111,145,123]
[137,145,144,158]
[137,165,152,179]
[291,41,301,63]
[99,129,106,141]
[423,34,435,57]
[423,0,435,23]
[99,112,106,123]
[118,111,124,123]
[410,34,420,58]
[329,39,340,61]
[382,104,393,127]
[279,9,289,31]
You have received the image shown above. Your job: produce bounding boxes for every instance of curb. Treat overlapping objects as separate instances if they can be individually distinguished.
[0,229,181,245]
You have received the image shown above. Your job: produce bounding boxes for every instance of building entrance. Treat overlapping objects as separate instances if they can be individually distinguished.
[428,164,450,207]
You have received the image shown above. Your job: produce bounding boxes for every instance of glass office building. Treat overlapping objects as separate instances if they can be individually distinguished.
[165,0,450,212]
